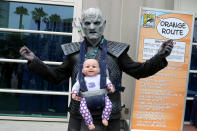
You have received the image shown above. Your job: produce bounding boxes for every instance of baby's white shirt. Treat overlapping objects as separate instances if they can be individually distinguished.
[72,74,111,92]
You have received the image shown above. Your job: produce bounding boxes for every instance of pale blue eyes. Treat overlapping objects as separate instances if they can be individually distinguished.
[85,22,91,25]
[84,21,101,26]
[94,21,101,25]
[85,66,96,68]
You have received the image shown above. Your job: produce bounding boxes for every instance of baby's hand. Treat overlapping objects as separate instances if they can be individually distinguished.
[108,85,115,93]
[72,93,77,100]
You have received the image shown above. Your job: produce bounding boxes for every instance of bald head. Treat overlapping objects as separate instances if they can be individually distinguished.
[80,8,106,45]
[81,8,104,22]
[82,59,100,76]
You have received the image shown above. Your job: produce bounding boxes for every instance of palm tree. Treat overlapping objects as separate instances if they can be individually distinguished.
[0,8,3,27]
[14,6,29,29]
[0,7,3,18]
[43,17,50,30]
[31,7,47,30]
[49,14,61,31]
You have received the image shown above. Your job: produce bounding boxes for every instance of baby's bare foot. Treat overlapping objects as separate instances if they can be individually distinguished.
[102,119,108,126]
[88,124,95,130]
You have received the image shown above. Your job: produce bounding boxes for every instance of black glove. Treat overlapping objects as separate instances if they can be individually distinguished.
[158,39,174,58]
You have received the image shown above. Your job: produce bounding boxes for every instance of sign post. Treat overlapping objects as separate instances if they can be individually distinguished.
[130,7,194,131]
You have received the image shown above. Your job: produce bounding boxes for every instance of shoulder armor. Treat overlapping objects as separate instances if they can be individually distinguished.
[61,41,129,57]
[61,42,81,56]
[107,41,129,57]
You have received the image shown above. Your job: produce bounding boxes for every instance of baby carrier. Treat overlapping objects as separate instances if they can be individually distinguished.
[78,38,108,110]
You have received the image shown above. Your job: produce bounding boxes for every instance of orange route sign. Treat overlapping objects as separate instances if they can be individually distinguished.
[130,7,194,131]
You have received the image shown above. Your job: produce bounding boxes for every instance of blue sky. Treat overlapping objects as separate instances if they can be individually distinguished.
[8,2,74,30]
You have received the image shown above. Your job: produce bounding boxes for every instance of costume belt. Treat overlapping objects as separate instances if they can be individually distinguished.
[73,89,108,101]
[80,89,108,97]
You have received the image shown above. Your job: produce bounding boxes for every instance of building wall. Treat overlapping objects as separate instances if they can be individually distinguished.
[174,0,197,13]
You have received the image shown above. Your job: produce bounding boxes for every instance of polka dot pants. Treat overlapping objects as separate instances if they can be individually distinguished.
[79,95,112,126]
[102,95,112,120]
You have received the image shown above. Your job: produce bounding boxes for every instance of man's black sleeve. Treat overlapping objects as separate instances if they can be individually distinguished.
[118,51,168,79]
[27,56,73,85]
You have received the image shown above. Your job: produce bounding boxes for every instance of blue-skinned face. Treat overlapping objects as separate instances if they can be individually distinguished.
[81,8,106,42]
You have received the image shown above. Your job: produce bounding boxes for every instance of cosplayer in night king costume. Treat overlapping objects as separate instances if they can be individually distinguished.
[71,59,115,130]
[20,8,174,131]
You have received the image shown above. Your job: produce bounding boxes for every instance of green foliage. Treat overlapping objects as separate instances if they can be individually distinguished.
[14,6,29,15]
[49,14,61,22]
[14,6,29,29]
[31,7,48,30]
[31,7,47,20]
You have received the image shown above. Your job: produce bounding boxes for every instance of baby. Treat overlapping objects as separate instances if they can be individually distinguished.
[71,59,115,130]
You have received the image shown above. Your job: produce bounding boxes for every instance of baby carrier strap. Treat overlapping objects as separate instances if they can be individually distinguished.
[78,38,107,110]
[78,37,107,92]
